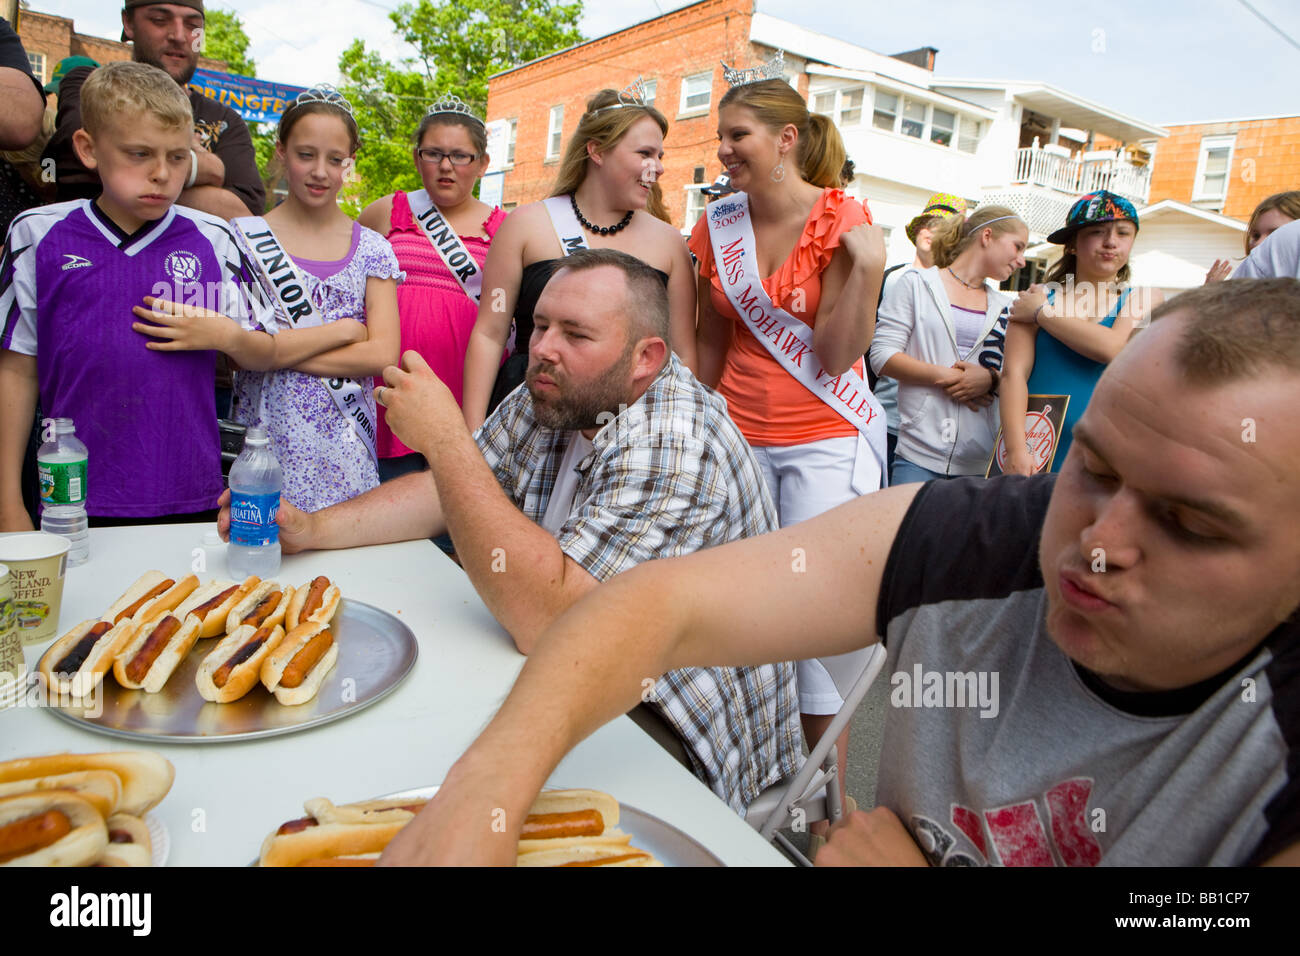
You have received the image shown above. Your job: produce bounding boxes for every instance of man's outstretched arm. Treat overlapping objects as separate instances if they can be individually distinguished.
[379,481,922,865]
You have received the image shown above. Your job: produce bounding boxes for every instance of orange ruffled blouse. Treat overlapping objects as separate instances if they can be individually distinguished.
[689,187,870,447]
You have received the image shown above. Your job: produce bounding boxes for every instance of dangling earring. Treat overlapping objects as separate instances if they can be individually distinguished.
[771,152,786,183]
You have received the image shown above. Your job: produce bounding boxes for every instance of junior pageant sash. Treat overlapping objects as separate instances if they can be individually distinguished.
[542,196,590,255]
[232,217,378,462]
[705,193,887,475]
[406,189,483,302]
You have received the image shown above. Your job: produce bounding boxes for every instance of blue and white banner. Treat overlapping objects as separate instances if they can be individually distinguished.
[187,69,308,124]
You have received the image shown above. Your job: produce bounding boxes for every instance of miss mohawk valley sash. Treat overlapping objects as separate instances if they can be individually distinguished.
[406,189,483,302]
[542,196,590,255]
[705,193,887,478]
[232,217,377,462]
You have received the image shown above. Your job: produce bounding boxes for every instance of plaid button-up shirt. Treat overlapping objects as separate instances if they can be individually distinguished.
[476,354,802,812]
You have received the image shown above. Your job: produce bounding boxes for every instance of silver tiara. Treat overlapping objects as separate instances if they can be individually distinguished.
[294,84,354,117]
[426,93,485,128]
[721,49,785,87]
[590,76,651,116]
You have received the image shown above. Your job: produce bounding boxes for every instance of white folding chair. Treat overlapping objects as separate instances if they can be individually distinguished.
[744,642,888,866]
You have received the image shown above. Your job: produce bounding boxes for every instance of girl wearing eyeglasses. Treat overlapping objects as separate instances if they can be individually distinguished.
[359,98,507,479]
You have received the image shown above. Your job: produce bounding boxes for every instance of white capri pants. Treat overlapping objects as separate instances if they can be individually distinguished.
[750,434,881,715]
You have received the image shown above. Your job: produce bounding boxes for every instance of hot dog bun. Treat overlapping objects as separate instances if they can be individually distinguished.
[112,613,202,693]
[37,618,137,699]
[225,582,294,635]
[0,791,107,866]
[516,844,660,866]
[94,813,152,866]
[196,623,285,702]
[260,621,337,705]
[285,576,341,630]
[0,770,121,819]
[176,577,259,638]
[0,752,174,816]
[258,820,406,867]
[302,797,427,827]
[100,573,200,628]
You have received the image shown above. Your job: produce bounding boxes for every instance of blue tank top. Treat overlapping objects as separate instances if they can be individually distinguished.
[1025,287,1130,472]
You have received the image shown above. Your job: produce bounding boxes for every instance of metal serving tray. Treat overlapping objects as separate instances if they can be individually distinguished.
[45,601,417,743]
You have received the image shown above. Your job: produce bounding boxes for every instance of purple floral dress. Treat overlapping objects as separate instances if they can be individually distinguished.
[232,222,405,512]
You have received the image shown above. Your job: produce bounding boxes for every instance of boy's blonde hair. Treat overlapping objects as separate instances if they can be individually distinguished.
[80,61,192,136]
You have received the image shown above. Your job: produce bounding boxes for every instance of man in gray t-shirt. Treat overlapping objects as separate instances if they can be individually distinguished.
[380,278,1300,867]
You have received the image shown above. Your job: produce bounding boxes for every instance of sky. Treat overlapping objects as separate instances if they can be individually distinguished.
[43,0,1300,124]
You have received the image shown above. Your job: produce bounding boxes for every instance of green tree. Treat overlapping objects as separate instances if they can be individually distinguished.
[338,0,583,213]
[200,7,277,211]
[202,8,257,77]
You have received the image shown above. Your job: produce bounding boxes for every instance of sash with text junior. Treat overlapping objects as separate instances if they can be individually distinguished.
[706,193,887,472]
[232,217,377,462]
[407,189,483,302]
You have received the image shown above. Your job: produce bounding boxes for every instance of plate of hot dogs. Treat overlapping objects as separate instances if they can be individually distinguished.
[257,786,724,866]
[36,571,417,743]
[0,750,173,866]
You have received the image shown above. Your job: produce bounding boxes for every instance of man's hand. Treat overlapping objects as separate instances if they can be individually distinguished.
[217,487,314,554]
[815,806,930,867]
[377,351,462,456]
[190,131,225,188]
[944,360,993,402]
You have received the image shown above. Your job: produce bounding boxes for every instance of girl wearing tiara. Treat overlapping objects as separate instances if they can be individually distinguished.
[230,87,402,511]
[460,85,696,430]
[871,205,1027,484]
[999,192,1160,475]
[359,95,506,480]
[688,70,885,844]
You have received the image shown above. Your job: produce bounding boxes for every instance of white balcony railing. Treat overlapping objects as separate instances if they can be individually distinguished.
[1011,146,1151,205]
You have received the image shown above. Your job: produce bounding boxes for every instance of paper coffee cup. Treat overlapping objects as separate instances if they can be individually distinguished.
[0,561,22,708]
[0,532,72,645]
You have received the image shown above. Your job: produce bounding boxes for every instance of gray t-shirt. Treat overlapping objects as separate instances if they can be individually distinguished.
[1234,218,1300,279]
[875,475,1298,866]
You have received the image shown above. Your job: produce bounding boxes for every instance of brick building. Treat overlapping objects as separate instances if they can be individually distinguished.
[487,0,774,230]
[16,7,226,93]
[1141,116,1300,221]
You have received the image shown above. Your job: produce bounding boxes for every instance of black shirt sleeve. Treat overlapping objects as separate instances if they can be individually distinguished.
[876,474,1052,641]
[191,93,265,215]
[0,17,42,99]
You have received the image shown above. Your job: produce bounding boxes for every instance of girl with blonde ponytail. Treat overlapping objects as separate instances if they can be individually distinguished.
[869,205,1028,483]
[688,76,886,839]
[461,88,696,429]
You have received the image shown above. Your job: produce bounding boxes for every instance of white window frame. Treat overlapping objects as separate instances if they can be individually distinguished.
[546,105,564,161]
[1192,134,1235,206]
[871,89,899,131]
[680,71,712,117]
[505,118,517,167]
[683,185,709,233]
[929,107,956,147]
[643,79,657,111]
[27,52,45,84]
[811,90,836,117]
[809,85,865,127]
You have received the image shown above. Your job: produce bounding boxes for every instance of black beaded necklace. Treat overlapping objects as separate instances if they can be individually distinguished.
[571,194,633,236]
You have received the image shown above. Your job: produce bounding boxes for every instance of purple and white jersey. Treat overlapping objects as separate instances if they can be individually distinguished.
[1,199,273,517]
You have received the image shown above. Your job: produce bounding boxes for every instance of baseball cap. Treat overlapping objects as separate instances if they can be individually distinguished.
[906,192,968,245]
[1046,190,1139,245]
[44,56,99,94]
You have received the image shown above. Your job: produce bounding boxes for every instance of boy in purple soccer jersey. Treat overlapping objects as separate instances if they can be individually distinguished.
[0,62,364,528]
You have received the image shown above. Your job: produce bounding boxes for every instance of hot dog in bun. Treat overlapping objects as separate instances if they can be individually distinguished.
[285,576,340,630]
[225,581,294,635]
[100,572,200,628]
[112,613,202,693]
[176,577,259,638]
[196,623,285,703]
[0,752,173,817]
[38,618,137,699]
[0,791,107,866]
[260,621,337,705]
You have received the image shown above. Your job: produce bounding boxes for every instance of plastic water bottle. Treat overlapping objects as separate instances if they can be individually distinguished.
[37,418,89,566]
[227,426,282,578]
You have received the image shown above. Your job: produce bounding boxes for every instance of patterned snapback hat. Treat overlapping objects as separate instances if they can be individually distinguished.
[1047,190,1139,244]
[906,192,969,244]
